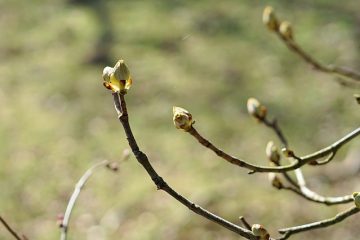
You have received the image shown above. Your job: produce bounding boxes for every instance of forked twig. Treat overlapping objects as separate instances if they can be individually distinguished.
[187,126,360,173]
[277,206,360,240]
[60,160,117,240]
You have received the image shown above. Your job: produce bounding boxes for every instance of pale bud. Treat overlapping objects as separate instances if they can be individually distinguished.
[353,192,360,208]
[266,141,280,163]
[262,6,279,31]
[251,224,270,240]
[102,59,132,92]
[173,106,194,131]
[247,98,267,120]
[268,173,282,189]
[279,21,293,40]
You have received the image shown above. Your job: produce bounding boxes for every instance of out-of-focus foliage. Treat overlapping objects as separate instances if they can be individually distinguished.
[0,0,359,239]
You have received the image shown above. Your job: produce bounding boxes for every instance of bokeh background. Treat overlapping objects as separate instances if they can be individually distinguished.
[0,0,359,239]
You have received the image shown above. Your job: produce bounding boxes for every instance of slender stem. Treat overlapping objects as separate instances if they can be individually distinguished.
[0,216,24,240]
[60,160,112,240]
[276,33,360,82]
[113,93,257,240]
[261,115,352,205]
[187,126,360,173]
[277,206,360,239]
[300,128,360,162]
[239,216,252,230]
[262,118,288,148]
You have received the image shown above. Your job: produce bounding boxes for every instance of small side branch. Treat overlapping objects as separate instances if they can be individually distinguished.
[187,126,360,173]
[276,33,360,82]
[0,216,26,240]
[60,160,117,240]
[277,206,360,239]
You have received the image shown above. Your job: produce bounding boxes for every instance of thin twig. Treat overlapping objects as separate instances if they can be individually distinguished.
[277,206,360,240]
[239,216,252,230]
[276,33,360,82]
[60,160,116,240]
[0,216,25,240]
[262,118,288,148]
[261,115,352,205]
[187,126,360,173]
[112,92,258,240]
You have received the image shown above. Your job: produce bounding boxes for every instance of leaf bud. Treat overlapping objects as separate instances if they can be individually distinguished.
[353,192,360,208]
[173,106,194,131]
[268,173,283,189]
[279,21,293,40]
[266,141,280,164]
[247,98,267,120]
[102,59,132,93]
[252,224,270,240]
[262,6,279,31]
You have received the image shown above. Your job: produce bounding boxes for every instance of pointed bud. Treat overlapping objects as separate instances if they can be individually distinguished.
[279,21,293,40]
[263,6,279,31]
[266,141,280,163]
[173,106,194,131]
[251,224,270,240]
[102,59,132,93]
[353,192,360,208]
[268,173,283,189]
[247,98,267,120]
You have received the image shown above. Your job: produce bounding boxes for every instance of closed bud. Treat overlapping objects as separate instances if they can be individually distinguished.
[247,98,267,120]
[173,106,194,131]
[102,59,132,93]
[281,148,295,158]
[268,173,282,189]
[263,6,279,31]
[353,192,360,208]
[251,224,270,240]
[279,21,293,40]
[266,141,280,163]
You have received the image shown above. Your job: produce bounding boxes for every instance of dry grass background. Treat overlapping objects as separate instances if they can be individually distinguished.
[0,0,359,239]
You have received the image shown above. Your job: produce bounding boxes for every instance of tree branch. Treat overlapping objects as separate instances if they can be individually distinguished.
[112,92,258,240]
[0,216,26,240]
[187,126,360,173]
[277,206,360,239]
[275,33,360,82]
[60,160,117,240]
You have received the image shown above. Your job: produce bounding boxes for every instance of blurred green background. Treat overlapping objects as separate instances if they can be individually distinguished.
[0,0,359,239]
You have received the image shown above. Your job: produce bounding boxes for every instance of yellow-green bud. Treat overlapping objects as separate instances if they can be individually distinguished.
[353,192,360,208]
[247,98,267,120]
[279,21,293,40]
[251,224,270,240]
[102,59,132,93]
[173,106,194,131]
[266,141,280,163]
[262,6,279,31]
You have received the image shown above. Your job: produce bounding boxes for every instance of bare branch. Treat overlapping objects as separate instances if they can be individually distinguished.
[60,160,117,240]
[0,216,26,240]
[239,216,252,230]
[277,206,360,239]
[187,126,360,173]
[112,92,258,240]
[275,33,360,82]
